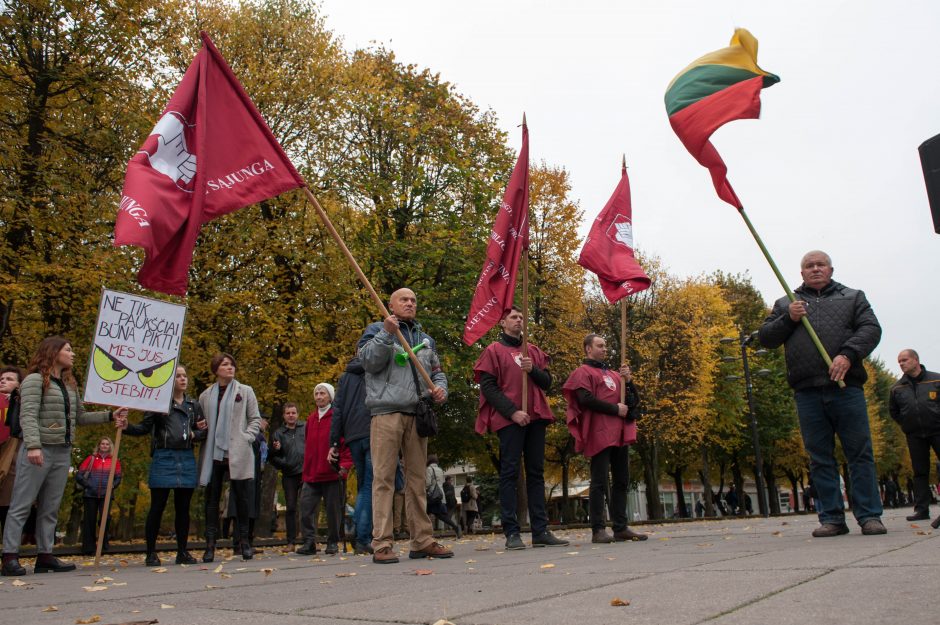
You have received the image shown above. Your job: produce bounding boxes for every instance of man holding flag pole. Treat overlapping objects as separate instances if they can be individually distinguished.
[665,30,885,536]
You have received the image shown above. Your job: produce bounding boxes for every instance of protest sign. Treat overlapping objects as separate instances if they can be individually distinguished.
[84,289,187,412]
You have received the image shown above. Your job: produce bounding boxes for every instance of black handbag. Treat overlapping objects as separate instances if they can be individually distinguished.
[407,357,438,438]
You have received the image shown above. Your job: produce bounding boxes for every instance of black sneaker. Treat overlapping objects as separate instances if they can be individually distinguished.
[531,531,569,547]
[906,511,929,522]
[34,555,76,573]
[145,553,161,567]
[811,522,850,537]
[175,551,197,565]
[1,557,26,576]
[505,533,526,550]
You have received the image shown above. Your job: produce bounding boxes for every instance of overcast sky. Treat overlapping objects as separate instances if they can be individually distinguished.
[318,0,940,375]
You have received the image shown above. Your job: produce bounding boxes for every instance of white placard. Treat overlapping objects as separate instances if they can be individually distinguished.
[83,289,187,413]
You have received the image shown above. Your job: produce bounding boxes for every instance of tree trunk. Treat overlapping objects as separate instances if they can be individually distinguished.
[699,445,714,517]
[670,466,688,518]
[257,464,279,538]
[639,440,663,520]
[763,461,780,514]
[560,457,569,524]
[64,493,83,545]
[730,451,744,514]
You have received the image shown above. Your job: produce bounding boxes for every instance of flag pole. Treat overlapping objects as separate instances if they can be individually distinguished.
[520,113,529,413]
[94,429,121,568]
[301,187,437,391]
[737,208,844,388]
[619,154,628,404]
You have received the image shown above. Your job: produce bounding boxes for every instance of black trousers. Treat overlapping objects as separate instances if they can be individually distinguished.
[204,461,253,544]
[81,497,111,554]
[282,473,303,543]
[906,432,940,513]
[496,420,549,537]
[300,480,343,544]
[589,445,630,532]
[146,487,194,553]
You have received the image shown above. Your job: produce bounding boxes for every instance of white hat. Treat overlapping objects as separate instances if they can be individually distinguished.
[315,382,335,402]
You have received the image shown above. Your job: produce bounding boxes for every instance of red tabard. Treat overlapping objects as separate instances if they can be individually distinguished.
[0,394,9,445]
[474,342,552,434]
[562,364,637,457]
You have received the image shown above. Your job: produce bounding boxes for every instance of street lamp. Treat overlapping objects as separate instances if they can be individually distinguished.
[719,330,770,518]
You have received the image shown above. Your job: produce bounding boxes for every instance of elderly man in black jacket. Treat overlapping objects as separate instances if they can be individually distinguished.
[759,250,885,538]
[889,349,940,524]
[270,403,305,550]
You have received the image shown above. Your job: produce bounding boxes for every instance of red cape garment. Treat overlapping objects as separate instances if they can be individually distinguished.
[562,364,637,458]
[0,394,9,445]
[474,342,552,434]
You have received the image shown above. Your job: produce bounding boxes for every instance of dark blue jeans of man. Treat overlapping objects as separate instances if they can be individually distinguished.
[347,438,373,547]
[496,420,548,537]
[795,386,883,526]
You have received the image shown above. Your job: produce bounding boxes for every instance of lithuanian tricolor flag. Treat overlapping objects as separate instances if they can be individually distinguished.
[665,29,779,209]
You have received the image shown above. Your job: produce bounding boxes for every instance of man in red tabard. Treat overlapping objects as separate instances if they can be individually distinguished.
[563,334,647,543]
[474,306,568,550]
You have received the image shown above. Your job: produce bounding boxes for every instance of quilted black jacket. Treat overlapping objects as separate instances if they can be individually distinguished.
[758,280,881,390]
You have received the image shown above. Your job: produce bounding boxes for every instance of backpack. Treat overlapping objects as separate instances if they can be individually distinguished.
[460,484,470,503]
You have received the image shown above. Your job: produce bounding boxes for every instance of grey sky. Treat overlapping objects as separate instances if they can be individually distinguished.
[318,0,940,375]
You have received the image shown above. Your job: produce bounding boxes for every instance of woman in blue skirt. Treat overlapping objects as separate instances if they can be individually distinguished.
[122,365,206,566]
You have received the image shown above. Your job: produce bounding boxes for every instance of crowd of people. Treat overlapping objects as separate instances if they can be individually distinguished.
[0,251,937,577]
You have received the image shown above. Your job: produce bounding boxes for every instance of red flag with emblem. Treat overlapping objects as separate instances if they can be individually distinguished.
[114,32,305,295]
[578,163,651,303]
[463,122,529,345]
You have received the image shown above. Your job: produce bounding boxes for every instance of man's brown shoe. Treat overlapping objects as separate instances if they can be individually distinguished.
[372,546,399,564]
[408,542,454,559]
[811,522,849,537]
[592,530,614,544]
[613,527,648,542]
[860,519,887,535]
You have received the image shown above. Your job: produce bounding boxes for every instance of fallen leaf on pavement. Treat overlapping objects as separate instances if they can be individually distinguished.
[206,584,220,589]
[118,560,129,567]
[540,563,555,569]
[697,543,713,547]
[335,572,357,578]
[432,620,456,625]
[75,617,101,624]
[220,573,232,579]
[658,537,670,541]
[261,568,275,576]
[42,606,58,612]
[474,546,489,551]
[12,579,28,587]
[915,530,928,535]
[82,586,108,592]
[911,524,920,528]
[464,559,476,563]
[161,603,175,609]
[611,597,630,606]
[772,531,783,537]
[411,569,433,575]
[95,577,113,584]
[212,564,223,573]
[112,582,127,586]
[319,580,333,585]
[565,551,579,555]
[151,567,167,573]
[235,567,247,572]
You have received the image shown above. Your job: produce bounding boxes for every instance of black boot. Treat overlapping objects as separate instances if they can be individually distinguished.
[202,540,216,563]
[145,552,161,567]
[240,538,253,561]
[34,554,76,573]
[175,550,196,565]
[1,553,26,576]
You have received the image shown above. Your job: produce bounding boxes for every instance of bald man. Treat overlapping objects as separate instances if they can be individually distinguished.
[358,289,452,564]
[889,349,940,523]
[759,250,884,538]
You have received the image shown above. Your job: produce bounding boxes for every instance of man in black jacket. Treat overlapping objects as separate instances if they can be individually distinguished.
[328,357,373,555]
[889,349,940,524]
[759,250,885,538]
[269,403,305,549]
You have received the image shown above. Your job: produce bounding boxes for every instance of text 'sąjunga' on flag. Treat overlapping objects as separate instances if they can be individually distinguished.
[665,28,779,209]
[114,32,305,296]
[463,122,530,345]
[578,163,651,303]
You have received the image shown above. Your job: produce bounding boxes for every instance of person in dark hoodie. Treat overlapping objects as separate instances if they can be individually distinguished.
[328,357,373,554]
[269,402,305,550]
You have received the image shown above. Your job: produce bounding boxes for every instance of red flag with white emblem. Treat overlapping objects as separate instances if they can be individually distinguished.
[463,122,529,345]
[578,164,651,303]
[114,32,304,295]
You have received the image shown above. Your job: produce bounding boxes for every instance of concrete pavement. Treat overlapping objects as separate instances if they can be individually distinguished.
[1,508,937,625]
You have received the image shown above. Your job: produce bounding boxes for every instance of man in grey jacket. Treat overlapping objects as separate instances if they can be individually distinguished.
[759,250,885,538]
[358,288,452,564]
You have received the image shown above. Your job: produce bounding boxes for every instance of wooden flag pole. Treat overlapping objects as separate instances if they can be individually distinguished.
[738,208,844,388]
[94,429,121,567]
[521,249,529,413]
[620,298,627,404]
[301,187,437,391]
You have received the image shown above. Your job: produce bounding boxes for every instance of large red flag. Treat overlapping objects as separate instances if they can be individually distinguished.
[578,163,651,303]
[114,32,305,295]
[463,122,529,345]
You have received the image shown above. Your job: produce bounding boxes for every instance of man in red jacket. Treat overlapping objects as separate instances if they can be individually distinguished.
[297,383,350,556]
[563,334,647,544]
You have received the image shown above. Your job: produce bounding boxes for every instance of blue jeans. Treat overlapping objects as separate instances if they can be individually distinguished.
[795,386,883,525]
[347,438,373,546]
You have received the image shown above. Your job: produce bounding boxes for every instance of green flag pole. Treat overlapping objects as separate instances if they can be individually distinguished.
[737,208,845,389]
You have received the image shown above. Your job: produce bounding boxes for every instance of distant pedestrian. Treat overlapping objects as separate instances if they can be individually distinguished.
[425,455,460,537]
[76,437,122,555]
[461,477,479,534]
[269,402,305,550]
